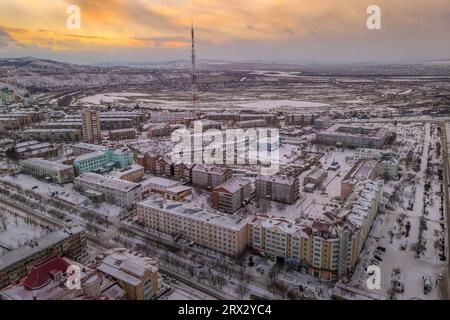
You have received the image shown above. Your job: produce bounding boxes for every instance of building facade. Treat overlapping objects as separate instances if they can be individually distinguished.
[211,178,252,213]
[192,164,231,190]
[74,172,142,209]
[255,174,299,204]
[21,158,75,184]
[82,108,102,144]
[0,226,87,289]
[137,198,248,257]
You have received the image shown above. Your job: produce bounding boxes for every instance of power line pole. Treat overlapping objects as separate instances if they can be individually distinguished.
[191,20,199,116]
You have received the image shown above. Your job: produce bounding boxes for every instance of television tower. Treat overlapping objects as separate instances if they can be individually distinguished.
[191,21,199,116]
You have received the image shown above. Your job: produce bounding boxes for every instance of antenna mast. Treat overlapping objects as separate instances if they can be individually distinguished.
[191,21,199,116]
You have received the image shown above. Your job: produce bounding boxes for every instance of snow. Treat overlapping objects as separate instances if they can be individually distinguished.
[236,100,329,110]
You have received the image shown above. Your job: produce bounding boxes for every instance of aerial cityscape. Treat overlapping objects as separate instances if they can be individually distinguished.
[0,0,450,306]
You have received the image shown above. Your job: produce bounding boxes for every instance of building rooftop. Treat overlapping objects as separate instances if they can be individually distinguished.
[214,177,251,193]
[192,164,229,176]
[76,172,140,192]
[21,158,73,172]
[256,174,297,185]
[138,197,248,231]
[0,226,85,271]
[343,159,378,183]
[142,176,179,188]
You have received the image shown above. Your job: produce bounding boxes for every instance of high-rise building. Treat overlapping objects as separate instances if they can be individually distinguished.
[82,108,101,144]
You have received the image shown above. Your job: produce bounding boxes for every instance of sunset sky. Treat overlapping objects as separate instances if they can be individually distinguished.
[0,0,449,64]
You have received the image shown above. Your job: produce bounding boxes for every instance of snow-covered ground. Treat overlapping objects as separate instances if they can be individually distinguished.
[349,122,447,300]
[236,100,329,110]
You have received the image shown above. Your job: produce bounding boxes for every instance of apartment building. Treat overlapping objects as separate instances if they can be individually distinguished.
[156,157,173,178]
[74,172,142,209]
[255,174,299,204]
[22,128,81,143]
[21,158,75,184]
[0,226,87,289]
[109,128,136,141]
[147,124,171,138]
[192,164,231,190]
[150,112,194,123]
[96,248,160,300]
[248,179,383,281]
[14,141,59,160]
[74,148,134,175]
[236,119,267,129]
[205,112,240,122]
[102,119,134,131]
[137,198,248,256]
[315,125,389,149]
[0,117,21,130]
[212,178,252,213]
[135,152,158,174]
[82,108,102,144]
[285,114,315,126]
[0,111,43,128]
[174,162,194,182]
[341,159,378,199]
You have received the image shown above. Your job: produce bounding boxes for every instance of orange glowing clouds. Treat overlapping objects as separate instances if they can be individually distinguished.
[0,0,449,57]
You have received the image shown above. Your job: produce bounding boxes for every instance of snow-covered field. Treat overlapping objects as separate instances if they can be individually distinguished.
[236,100,329,110]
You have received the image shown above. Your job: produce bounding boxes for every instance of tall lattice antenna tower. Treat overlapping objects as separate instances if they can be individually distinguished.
[191,21,199,116]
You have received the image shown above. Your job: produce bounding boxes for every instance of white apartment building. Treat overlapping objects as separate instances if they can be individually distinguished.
[74,172,142,209]
[137,198,248,256]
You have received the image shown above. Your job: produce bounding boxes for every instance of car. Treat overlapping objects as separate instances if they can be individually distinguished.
[374,255,382,261]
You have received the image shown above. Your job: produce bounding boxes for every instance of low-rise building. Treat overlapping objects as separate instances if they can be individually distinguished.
[164,185,192,201]
[255,174,299,204]
[74,173,142,209]
[212,178,252,213]
[110,164,144,183]
[21,158,75,184]
[303,167,328,192]
[141,176,181,197]
[137,198,248,256]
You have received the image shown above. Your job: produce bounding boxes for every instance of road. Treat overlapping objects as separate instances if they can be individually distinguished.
[440,122,450,299]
